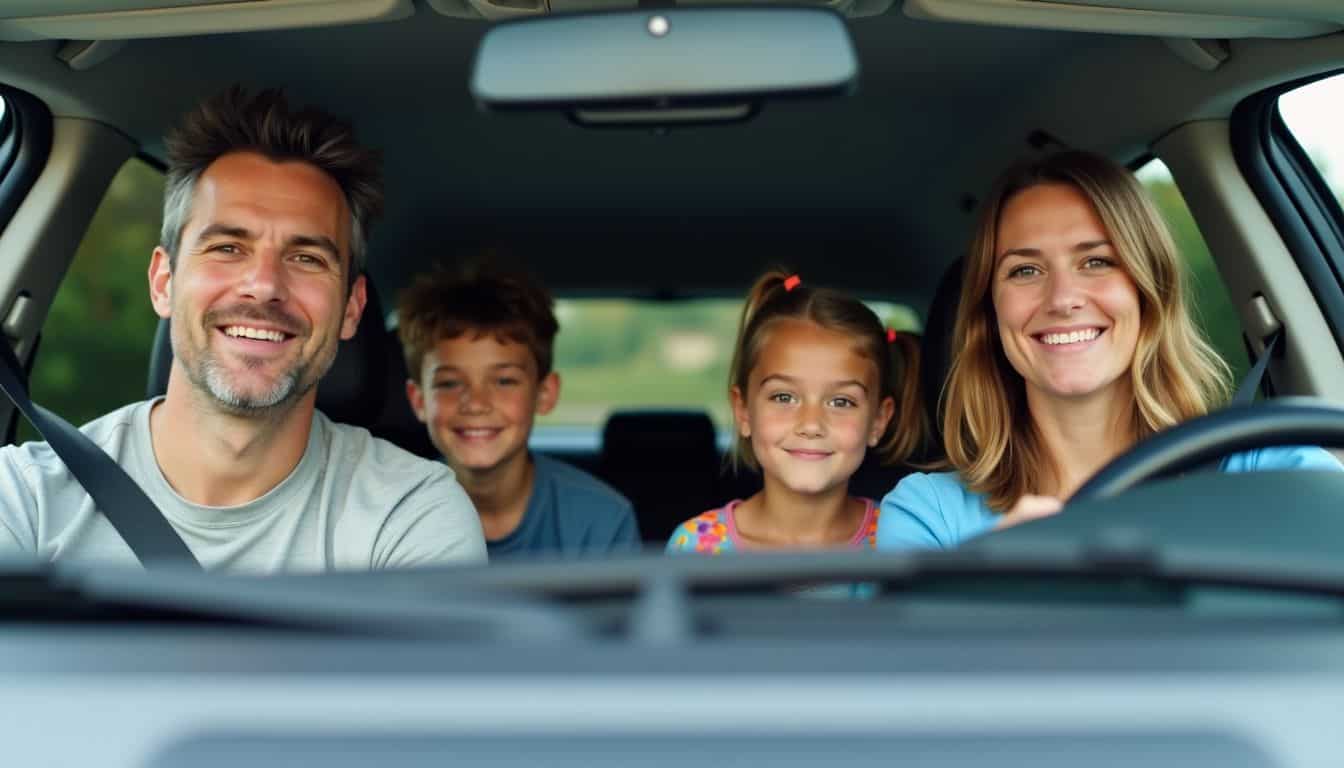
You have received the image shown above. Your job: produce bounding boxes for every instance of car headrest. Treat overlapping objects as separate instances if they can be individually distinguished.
[144,276,389,427]
[920,258,962,455]
[600,410,718,470]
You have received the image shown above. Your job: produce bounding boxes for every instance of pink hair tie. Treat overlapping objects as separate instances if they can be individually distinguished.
[886,328,898,343]
[783,274,802,292]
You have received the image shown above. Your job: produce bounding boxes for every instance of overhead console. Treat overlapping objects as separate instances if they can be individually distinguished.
[903,0,1343,38]
[0,0,413,42]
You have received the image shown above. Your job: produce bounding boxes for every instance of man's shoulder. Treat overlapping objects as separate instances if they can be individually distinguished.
[533,453,633,519]
[4,400,146,470]
[320,415,456,488]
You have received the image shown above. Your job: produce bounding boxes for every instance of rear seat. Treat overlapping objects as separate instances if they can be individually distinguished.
[597,410,721,544]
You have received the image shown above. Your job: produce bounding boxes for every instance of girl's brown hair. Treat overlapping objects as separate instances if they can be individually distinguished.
[942,150,1232,511]
[727,269,927,472]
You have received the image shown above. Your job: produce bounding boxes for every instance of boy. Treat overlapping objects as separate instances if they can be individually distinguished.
[398,264,640,558]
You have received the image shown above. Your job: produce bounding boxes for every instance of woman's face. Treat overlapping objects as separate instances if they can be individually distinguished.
[991,183,1142,404]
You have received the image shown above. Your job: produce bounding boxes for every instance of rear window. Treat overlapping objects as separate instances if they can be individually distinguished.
[533,298,920,447]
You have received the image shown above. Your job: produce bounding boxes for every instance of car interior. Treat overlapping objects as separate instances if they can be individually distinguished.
[2,2,1344,765]
[2,0,1342,546]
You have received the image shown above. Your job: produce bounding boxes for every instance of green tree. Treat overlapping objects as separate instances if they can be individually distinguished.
[21,159,163,440]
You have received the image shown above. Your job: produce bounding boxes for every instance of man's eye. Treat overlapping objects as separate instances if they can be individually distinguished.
[210,244,240,254]
[292,253,326,267]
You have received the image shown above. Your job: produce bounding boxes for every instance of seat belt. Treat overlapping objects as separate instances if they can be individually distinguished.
[1231,329,1282,406]
[0,338,200,569]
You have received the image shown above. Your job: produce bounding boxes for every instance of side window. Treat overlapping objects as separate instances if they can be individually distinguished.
[1278,72,1344,208]
[1135,159,1250,383]
[20,158,163,440]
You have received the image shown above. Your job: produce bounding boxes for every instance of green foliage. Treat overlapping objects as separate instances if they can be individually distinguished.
[20,159,163,440]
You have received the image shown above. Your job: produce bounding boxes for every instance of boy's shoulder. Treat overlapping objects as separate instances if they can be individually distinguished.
[532,453,634,518]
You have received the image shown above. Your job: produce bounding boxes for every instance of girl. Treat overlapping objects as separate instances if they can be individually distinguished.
[877,150,1342,550]
[668,270,925,554]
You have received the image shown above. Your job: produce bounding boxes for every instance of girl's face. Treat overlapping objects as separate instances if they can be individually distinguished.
[732,319,894,497]
[991,183,1142,406]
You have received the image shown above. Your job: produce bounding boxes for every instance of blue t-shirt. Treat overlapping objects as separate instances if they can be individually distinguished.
[876,446,1343,551]
[486,454,641,559]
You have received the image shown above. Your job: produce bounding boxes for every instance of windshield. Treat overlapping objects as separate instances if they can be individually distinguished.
[3,7,1344,610]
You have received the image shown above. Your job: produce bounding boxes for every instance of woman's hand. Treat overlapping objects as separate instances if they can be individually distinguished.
[994,494,1064,531]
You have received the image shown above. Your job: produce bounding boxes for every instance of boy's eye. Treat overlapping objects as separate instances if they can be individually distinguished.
[433,380,461,390]
[496,377,520,387]
[767,392,796,404]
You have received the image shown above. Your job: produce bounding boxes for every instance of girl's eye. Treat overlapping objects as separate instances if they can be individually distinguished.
[1007,264,1041,280]
[768,392,796,404]
[829,397,858,408]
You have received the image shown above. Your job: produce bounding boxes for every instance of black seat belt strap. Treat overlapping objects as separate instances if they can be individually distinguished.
[1232,329,1282,406]
[0,338,199,568]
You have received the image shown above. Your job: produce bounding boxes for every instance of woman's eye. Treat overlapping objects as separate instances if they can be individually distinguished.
[1083,256,1115,270]
[1010,265,1041,279]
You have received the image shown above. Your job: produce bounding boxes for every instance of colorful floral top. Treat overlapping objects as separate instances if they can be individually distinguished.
[665,498,880,554]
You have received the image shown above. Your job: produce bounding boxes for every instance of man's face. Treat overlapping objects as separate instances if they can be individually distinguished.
[148,151,366,416]
[406,334,559,479]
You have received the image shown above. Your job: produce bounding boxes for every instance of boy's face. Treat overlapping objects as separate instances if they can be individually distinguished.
[406,333,559,478]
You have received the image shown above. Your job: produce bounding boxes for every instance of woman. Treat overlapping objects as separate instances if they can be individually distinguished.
[877,150,1341,550]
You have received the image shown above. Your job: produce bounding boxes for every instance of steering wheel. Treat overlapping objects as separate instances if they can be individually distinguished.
[1070,398,1344,503]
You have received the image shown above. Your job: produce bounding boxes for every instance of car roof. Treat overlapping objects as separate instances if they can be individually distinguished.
[0,3,1339,308]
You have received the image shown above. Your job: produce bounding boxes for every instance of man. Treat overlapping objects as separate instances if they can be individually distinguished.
[0,87,486,569]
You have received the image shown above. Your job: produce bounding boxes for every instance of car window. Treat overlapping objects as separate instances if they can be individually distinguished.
[531,297,920,449]
[1278,71,1344,209]
[1134,158,1249,384]
[18,158,162,442]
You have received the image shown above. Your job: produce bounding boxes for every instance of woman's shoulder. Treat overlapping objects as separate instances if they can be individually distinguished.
[1222,445,1344,473]
[665,503,738,555]
[876,471,997,550]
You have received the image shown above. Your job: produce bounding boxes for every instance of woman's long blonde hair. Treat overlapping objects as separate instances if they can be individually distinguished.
[942,151,1232,511]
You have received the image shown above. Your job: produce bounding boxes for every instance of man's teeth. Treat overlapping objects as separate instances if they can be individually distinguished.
[224,326,286,342]
[1041,328,1101,345]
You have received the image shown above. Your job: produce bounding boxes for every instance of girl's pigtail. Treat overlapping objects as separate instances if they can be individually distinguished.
[875,330,929,466]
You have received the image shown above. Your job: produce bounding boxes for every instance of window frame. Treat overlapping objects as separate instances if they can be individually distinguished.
[0,85,54,443]
[1230,69,1344,355]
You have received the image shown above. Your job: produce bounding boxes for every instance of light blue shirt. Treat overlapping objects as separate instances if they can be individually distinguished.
[876,446,1343,551]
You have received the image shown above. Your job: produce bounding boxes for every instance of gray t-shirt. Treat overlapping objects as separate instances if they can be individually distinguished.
[487,453,640,559]
[0,399,487,571]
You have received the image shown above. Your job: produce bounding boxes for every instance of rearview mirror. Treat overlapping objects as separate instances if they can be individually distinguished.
[469,8,858,125]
